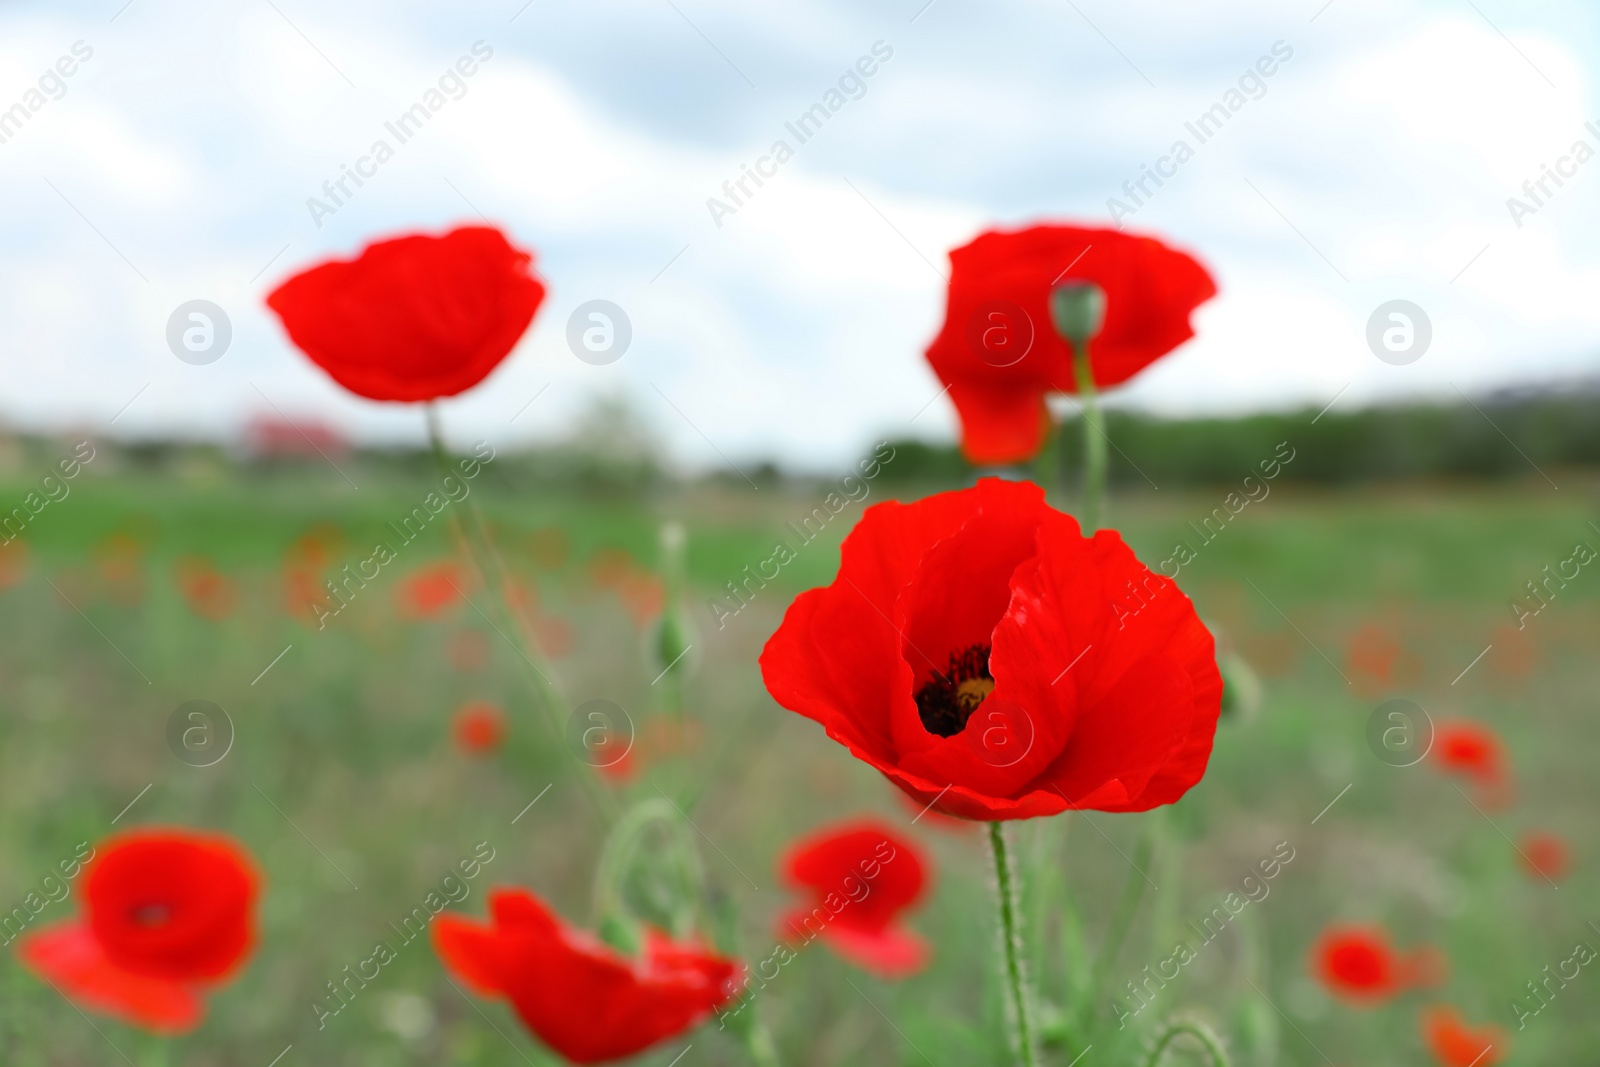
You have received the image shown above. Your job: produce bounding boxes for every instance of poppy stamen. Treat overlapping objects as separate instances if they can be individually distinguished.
[915,645,993,737]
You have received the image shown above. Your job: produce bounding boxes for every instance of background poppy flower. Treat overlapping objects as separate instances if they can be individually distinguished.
[93,533,146,606]
[1310,926,1443,1003]
[17,830,260,1033]
[923,225,1215,464]
[453,700,506,754]
[778,820,930,978]
[1422,1005,1505,1067]
[1518,831,1570,882]
[173,556,238,621]
[1431,720,1512,807]
[281,526,342,623]
[266,226,546,402]
[760,477,1223,821]
[0,539,28,590]
[397,561,467,620]
[433,888,736,1064]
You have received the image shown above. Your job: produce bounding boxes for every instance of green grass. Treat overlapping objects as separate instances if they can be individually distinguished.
[0,461,1595,1065]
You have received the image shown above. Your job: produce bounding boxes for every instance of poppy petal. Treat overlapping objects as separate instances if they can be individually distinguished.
[18,922,203,1034]
[820,922,930,979]
[434,888,736,1064]
[267,226,545,402]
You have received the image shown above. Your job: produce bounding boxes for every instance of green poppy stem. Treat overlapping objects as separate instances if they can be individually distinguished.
[424,405,615,821]
[989,822,1039,1067]
[1140,1018,1233,1067]
[744,1019,783,1067]
[1073,343,1107,534]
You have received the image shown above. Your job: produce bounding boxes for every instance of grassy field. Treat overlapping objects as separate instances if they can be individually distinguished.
[0,453,1595,1066]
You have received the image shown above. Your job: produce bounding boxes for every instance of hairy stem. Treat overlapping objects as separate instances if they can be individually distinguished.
[989,822,1039,1067]
[1073,343,1107,533]
[424,405,614,820]
[1141,1019,1233,1067]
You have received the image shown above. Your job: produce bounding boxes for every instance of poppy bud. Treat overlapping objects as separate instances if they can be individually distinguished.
[650,522,697,686]
[1049,280,1107,348]
[1218,646,1263,721]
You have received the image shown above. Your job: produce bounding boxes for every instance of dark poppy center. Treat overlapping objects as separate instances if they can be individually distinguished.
[914,644,994,737]
[131,902,172,927]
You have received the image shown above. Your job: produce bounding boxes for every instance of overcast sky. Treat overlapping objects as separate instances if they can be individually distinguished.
[2,0,1598,471]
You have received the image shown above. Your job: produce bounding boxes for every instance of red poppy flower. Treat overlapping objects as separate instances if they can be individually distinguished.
[594,741,637,783]
[1310,926,1443,1003]
[924,225,1215,464]
[1431,720,1512,806]
[536,615,575,659]
[1518,831,1569,882]
[778,820,930,978]
[641,718,703,763]
[453,700,506,754]
[1422,1005,1505,1067]
[760,478,1223,821]
[94,533,146,606]
[587,548,634,589]
[619,572,666,626]
[1345,621,1422,697]
[266,226,545,402]
[397,561,467,620]
[174,557,238,621]
[0,539,27,589]
[433,888,737,1064]
[281,527,342,624]
[17,830,260,1034]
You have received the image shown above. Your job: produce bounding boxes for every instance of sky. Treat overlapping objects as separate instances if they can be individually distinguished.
[2,0,1598,472]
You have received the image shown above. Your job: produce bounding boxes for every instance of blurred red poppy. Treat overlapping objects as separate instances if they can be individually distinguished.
[587,547,634,590]
[1422,1005,1505,1067]
[1310,926,1443,1004]
[1345,621,1422,698]
[433,888,737,1064]
[1518,831,1570,882]
[641,717,703,763]
[594,740,637,783]
[1431,720,1512,807]
[453,701,506,755]
[266,226,545,402]
[924,225,1215,464]
[760,478,1222,821]
[174,557,238,621]
[0,539,27,589]
[280,526,343,624]
[17,830,260,1033]
[93,533,146,606]
[535,615,575,659]
[778,820,930,978]
[619,572,666,626]
[397,561,466,620]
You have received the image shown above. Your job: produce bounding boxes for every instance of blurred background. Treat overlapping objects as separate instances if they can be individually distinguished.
[2,0,1598,1065]
[2,0,1600,465]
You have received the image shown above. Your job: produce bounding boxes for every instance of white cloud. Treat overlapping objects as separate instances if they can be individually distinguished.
[0,0,1597,470]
